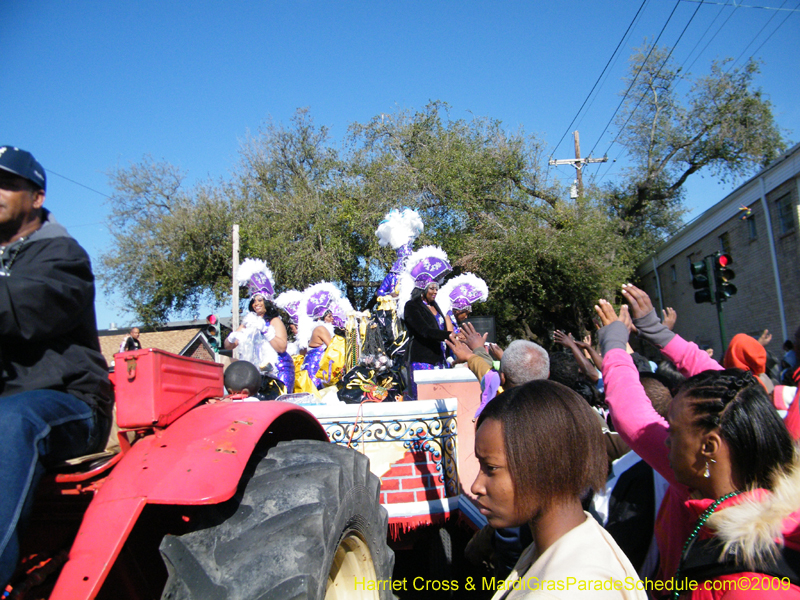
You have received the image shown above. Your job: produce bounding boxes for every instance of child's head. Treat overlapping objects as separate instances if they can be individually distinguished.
[224,361,262,396]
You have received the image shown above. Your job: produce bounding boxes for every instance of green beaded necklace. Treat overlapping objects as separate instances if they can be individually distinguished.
[672,490,742,600]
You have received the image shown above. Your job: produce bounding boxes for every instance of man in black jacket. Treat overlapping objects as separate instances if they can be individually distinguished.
[122,326,142,352]
[0,147,113,587]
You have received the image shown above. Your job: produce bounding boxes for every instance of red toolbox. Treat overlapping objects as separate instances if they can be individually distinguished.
[114,348,225,428]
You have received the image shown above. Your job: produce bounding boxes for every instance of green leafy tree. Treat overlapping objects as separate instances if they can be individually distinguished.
[100,157,238,325]
[102,105,628,338]
[600,43,786,259]
[103,62,785,339]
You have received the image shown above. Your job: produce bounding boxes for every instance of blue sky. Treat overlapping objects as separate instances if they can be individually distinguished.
[2,0,798,329]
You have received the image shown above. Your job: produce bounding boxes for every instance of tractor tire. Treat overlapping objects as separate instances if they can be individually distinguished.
[159,439,394,600]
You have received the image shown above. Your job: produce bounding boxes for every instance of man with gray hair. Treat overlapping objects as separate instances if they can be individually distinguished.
[446,324,550,418]
[499,339,550,387]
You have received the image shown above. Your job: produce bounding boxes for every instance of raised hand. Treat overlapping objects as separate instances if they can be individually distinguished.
[445,338,473,364]
[487,343,503,361]
[661,307,677,331]
[619,284,655,320]
[553,330,578,349]
[461,321,488,351]
[594,299,633,332]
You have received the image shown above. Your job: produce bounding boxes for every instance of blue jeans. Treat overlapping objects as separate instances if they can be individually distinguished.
[0,390,105,588]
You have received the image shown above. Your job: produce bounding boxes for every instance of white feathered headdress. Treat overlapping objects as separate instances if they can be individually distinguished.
[438,273,489,316]
[296,282,350,349]
[275,289,304,325]
[236,258,275,299]
[396,245,452,318]
[376,208,424,250]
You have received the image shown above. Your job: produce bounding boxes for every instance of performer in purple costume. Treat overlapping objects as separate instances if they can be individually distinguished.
[376,242,414,297]
[397,246,455,400]
[298,282,351,390]
[375,208,424,300]
[224,259,294,393]
[275,289,304,357]
[304,311,334,388]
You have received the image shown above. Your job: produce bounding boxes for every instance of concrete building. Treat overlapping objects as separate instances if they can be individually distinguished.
[637,143,800,361]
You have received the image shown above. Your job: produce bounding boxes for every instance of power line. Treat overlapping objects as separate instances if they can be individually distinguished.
[743,0,800,56]
[47,169,113,199]
[591,0,797,189]
[591,147,626,187]
[549,0,650,159]
[728,0,794,70]
[590,0,705,160]
[677,1,728,75]
[680,0,800,11]
[586,0,684,159]
[681,1,740,74]
[63,221,106,229]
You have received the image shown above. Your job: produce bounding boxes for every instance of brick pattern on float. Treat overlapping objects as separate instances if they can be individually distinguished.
[380,450,445,504]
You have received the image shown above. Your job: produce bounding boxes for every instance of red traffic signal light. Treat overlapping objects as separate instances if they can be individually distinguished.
[713,253,737,302]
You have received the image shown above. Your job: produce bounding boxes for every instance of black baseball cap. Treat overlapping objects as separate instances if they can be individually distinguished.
[0,146,46,191]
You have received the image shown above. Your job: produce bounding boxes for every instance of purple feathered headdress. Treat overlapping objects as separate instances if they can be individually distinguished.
[237,258,275,299]
[407,246,451,289]
[439,273,489,315]
[395,245,452,319]
[275,290,304,325]
[302,282,340,320]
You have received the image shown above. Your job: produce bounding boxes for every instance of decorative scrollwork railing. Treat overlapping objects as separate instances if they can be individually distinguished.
[321,413,458,496]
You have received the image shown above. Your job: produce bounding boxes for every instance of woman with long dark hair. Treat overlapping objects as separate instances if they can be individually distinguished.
[224,259,293,393]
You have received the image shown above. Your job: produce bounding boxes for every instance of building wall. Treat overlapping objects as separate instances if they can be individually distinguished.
[98,328,203,366]
[638,158,799,361]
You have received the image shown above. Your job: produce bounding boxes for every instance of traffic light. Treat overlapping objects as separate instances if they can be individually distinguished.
[713,253,737,302]
[690,259,713,304]
[205,314,221,351]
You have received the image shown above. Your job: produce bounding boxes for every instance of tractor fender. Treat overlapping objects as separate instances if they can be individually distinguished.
[51,401,327,600]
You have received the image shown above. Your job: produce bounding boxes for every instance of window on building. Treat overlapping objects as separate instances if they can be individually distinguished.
[777,193,795,234]
[670,265,677,282]
[748,215,757,240]
[719,232,731,254]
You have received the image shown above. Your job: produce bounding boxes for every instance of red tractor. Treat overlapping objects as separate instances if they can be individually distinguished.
[10,349,393,600]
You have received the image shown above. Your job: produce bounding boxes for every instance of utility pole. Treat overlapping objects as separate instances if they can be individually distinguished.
[548,131,608,198]
[232,224,240,359]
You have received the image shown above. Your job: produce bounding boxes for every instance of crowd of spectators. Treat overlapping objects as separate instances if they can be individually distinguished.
[447,283,800,599]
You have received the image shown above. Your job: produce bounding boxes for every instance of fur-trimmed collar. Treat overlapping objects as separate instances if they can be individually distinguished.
[706,448,800,571]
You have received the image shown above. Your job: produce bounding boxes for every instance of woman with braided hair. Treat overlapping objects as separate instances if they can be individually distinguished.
[596,284,800,599]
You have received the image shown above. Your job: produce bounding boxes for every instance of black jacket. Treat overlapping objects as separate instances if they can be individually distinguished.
[0,210,113,420]
[403,294,451,365]
[124,337,142,352]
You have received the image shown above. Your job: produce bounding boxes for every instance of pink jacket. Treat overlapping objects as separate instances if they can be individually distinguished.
[603,336,800,599]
